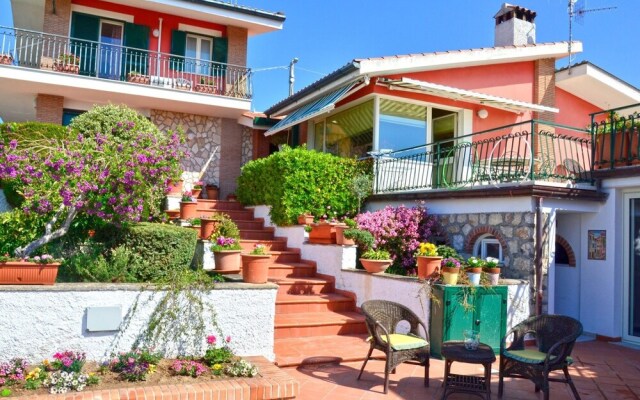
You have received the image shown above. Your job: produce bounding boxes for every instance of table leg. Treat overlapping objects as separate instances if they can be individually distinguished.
[484,362,492,400]
[442,359,452,400]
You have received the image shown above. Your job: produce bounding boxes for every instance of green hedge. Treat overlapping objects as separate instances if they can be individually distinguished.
[237,146,365,225]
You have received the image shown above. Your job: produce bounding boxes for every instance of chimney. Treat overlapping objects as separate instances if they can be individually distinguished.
[494,3,536,46]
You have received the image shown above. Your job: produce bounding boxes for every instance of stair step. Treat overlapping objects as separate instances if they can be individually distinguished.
[272,276,335,296]
[275,293,355,313]
[239,239,287,252]
[268,250,302,263]
[274,334,372,367]
[234,220,265,230]
[194,209,254,220]
[195,200,246,211]
[274,311,367,339]
[239,229,275,240]
[267,262,316,278]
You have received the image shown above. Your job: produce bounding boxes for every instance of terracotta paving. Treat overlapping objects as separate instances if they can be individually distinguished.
[283,341,640,399]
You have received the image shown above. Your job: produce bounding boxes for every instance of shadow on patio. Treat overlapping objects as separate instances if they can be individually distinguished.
[283,341,640,399]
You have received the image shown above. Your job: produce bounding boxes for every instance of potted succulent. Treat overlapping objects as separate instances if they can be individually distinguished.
[0,53,13,65]
[191,181,204,198]
[465,256,483,286]
[335,218,357,246]
[415,242,442,280]
[483,257,501,286]
[205,182,219,200]
[127,71,150,85]
[241,244,271,284]
[195,76,217,94]
[53,53,80,74]
[211,236,242,272]
[188,217,202,238]
[441,257,461,285]
[359,249,392,274]
[0,254,63,285]
[297,212,314,225]
[179,191,198,220]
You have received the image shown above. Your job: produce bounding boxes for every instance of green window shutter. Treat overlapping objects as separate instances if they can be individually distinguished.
[123,22,150,77]
[212,37,228,77]
[70,12,99,77]
[170,30,186,71]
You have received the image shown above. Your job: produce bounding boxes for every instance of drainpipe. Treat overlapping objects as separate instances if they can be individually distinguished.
[156,18,163,77]
[535,196,543,316]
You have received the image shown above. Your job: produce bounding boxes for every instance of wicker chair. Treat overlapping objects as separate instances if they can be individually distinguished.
[357,300,430,394]
[498,314,583,400]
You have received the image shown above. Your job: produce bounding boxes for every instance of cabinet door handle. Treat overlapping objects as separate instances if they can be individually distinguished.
[446,300,451,306]
[475,320,481,326]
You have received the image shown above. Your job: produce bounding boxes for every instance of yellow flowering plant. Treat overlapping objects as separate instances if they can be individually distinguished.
[415,242,438,257]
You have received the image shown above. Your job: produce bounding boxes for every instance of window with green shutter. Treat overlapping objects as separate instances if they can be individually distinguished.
[123,22,150,77]
[70,12,99,76]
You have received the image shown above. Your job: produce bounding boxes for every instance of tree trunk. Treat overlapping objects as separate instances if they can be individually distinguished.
[14,205,78,258]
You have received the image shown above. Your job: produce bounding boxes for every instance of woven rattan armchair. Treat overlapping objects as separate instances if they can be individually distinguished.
[357,300,430,394]
[498,314,583,400]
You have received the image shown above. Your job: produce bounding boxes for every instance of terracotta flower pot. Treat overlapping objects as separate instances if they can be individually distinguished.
[241,254,271,283]
[168,180,183,195]
[416,256,442,279]
[297,214,314,225]
[191,188,202,198]
[189,225,201,238]
[166,209,180,219]
[442,266,460,285]
[360,258,392,274]
[0,55,13,65]
[466,267,482,286]
[214,250,241,271]
[0,261,60,285]
[206,186,219,200]
[308,223,336,244]
[334,225,355,246]
[484,267,501,286]
[179,201,197,220]
[200,218,219,240]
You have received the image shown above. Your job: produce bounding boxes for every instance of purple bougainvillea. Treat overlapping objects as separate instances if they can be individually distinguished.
[355,204,440,273]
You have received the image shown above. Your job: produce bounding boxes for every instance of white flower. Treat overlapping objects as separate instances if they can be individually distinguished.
[50,387,58,394]
[72,379,78,386]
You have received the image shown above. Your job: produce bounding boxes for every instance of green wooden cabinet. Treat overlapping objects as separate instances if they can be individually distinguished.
[430,284,507,359]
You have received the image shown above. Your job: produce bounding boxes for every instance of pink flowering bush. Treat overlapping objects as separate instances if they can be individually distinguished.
[51,350,85,373]
[171,360,207,378]
[355,204,440,272]
[0,105,185,257]
[0,358,27,386]
[204,334,234,365]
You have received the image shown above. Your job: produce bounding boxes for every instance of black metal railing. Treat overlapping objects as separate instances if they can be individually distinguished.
[591,103,640,170]
[368,120,592,194]
[0,25,252,99]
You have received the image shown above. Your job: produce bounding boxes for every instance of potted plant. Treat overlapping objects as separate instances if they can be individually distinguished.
[415,242,442,280]
[174,78,192,91]
[359,249,392,274]
[226,193,238,201]
[441,257,461,285]
[335,218,357,245]
[53,53,80,74]
[241,244,271,284]
[297,212,314,225]
[191,181,204,198]
[126,71,150,85]
[465,256,483,286]
[208,213,240,240]
[165,209,180,219]
[211,236,242,272]
[0,254,62,285]
[0,53,13,65]
[205,182,219,200]
[179,191,198,220]
[195,76,217,94]
[188,217,202,238]
[167,177,184,195]
[483,257,501,286]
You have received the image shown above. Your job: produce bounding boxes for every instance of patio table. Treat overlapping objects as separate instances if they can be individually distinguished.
[441,340,496,400]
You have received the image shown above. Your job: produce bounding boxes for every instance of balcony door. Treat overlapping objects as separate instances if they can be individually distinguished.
[624,194,640,344]
[98,20,124,79]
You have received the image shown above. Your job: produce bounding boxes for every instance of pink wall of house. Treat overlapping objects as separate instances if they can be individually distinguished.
[555,88,601,129]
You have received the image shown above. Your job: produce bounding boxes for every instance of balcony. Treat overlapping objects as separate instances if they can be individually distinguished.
[368,120,594,195]
[591,103,640,171]
[0,25,252,119]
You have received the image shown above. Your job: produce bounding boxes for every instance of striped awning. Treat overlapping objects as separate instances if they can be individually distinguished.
[265,82,358,136]
[380,77,559,114]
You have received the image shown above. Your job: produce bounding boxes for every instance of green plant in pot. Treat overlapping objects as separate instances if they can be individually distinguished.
[211,236,242,272]
[335,217,357,245]
[483,257,501,286]
[465,256,484,286]
[360,248,392,274]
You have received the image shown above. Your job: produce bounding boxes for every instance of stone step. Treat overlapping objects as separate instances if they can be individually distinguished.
[274,311,367,339]
[239,228,276,240]
[275,293,355,313]
[193,208,254,220]
[194,199,246,211]
[239,239,287,252]
[272,276,335,296]
[234,219,266,230]
[267,262,317,278]
[267,250,303,263]
[274,334,372,367]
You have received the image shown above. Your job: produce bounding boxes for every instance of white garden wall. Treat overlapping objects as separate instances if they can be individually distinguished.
[0,283,277,362]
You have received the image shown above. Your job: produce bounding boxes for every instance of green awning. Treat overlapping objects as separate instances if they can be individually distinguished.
[265,82,357,136]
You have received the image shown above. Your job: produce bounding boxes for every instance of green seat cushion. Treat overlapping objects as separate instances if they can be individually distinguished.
[369,333,429,351]
[504,349,573,365]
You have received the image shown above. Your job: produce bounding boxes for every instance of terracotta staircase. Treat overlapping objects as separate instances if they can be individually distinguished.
[171,199,371,367]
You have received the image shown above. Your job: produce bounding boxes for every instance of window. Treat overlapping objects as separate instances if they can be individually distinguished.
[378,99,427,153]
[314,100,374,158]
[473,234,503,262]
[62,109,84,126]
[185,34,213,75]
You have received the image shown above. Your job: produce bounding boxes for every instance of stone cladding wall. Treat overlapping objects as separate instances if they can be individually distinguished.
[241,126,253,166]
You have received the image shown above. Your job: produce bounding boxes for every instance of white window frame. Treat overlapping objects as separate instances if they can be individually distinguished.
[473,234,503,263]
[185,33,213,74]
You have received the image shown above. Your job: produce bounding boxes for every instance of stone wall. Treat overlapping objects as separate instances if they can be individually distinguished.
[241,126,253,166]
[0,189,11,212]
[151,110,221,187]
[435,212,536,280]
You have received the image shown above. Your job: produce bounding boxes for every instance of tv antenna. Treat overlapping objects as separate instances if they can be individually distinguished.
[568,0,616,73]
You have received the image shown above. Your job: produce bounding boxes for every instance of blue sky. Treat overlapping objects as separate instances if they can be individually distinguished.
[0,1,636,112]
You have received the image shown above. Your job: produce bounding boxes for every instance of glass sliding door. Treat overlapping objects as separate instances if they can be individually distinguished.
[98,20,123,79]
[624,194,640,343]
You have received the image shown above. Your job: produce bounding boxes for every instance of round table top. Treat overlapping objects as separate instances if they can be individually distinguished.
[441,341,496,364]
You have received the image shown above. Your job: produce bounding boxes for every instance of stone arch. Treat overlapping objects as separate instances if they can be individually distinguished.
[463,226,509,254]
[555,235,576,267]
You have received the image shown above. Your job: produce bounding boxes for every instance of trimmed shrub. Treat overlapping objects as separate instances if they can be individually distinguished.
[237,145,365,225]
[69,104,160,140]
[0,209,49,255]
